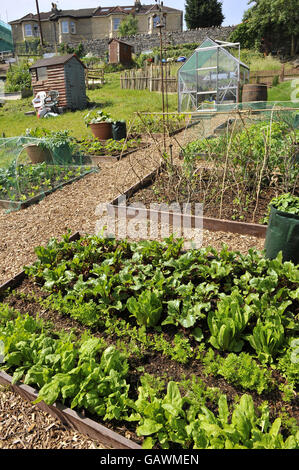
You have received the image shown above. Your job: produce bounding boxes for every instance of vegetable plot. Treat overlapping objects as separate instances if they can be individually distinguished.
[77,137,143,158]
[1,234,298,449]
[129,119,298,224]
[0,163,94,208]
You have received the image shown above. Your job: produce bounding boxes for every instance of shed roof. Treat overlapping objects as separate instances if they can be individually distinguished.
[29,54,86,70]
[108,38,133,48]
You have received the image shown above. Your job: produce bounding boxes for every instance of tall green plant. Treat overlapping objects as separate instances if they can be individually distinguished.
[5,61,31,92]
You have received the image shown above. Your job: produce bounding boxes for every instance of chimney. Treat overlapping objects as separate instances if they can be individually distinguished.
[135,0,141,12]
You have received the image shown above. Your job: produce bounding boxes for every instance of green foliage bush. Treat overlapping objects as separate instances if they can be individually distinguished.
[5,61,32,93]
[118,14,138,37]
[58,42,84,59]
[261,193,299,224]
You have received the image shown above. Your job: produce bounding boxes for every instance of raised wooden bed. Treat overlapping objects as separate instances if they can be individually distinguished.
[106,164,267,239]
[0,168,98,211]
[0,230,142,450]
[147,119,201,140]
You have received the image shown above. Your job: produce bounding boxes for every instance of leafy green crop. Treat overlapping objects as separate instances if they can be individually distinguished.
[248,318,285,363]
[261,193,299,224]
[77,137,141,156]
[23,236,298,363]
[207,290,252,352]
[202,349,275,394]
[127,290,163,327]
[0,313,131,421]
[0,162,90,203]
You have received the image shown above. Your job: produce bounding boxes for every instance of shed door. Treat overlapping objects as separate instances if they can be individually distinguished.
[64,59,87,110]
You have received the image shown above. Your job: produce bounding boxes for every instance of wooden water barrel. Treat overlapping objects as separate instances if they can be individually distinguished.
[242,84,268,102]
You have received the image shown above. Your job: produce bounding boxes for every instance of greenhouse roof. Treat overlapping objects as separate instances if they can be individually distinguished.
[194,37,249,70]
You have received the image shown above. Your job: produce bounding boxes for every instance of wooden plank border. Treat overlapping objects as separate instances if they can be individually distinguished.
[0,371,141,449]
[85,143,151,165]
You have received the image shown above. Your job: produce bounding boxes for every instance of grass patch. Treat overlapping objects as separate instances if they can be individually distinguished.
[0,73,178,140]
[268,81,298,101]
[237,49,293,72]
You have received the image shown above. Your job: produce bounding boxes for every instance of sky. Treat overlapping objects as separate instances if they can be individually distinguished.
[0,0,250,26]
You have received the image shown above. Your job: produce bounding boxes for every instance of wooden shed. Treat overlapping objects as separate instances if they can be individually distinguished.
[29,54,87,110]
[108,39,132,66]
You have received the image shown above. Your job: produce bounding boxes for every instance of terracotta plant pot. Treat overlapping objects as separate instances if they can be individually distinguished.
[89,122,113,141]
[24,144,52,164]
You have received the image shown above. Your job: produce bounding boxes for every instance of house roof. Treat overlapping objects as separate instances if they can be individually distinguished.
[29,53,86,69]
[10,4,181,24]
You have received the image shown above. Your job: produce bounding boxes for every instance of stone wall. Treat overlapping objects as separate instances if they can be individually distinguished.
[69,26,237,58]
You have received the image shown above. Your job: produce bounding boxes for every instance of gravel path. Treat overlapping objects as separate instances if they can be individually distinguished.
[0,119,265,449]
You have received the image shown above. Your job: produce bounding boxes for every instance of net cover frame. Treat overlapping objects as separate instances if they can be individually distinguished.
[0,136,97,212]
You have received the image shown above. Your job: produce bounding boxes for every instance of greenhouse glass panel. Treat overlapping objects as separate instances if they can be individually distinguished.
[178,37,250,112]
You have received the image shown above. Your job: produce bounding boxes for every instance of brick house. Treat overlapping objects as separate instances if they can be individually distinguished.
[9,1,183,47]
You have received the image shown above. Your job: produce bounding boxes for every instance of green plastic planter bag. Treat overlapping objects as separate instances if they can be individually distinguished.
[52,143,73,164]
[112,121,127,141]
[264,205,299,265]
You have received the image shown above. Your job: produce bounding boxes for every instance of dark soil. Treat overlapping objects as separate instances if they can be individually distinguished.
[1,276,298,448]
[127,168,284,225]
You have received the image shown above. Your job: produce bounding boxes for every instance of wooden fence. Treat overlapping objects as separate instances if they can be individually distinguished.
[120,64,177,93]
[85,67,105,89]
[249,65,299,86]
[120,63,299,93]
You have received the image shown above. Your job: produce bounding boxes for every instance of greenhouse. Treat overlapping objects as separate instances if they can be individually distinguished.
[178,37,250,112]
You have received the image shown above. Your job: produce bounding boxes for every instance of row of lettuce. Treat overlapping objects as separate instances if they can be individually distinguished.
[0,233,298,448]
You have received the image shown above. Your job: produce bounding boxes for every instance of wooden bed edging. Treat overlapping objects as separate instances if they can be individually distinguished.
[0,371,142,450]
[107,203,267,238]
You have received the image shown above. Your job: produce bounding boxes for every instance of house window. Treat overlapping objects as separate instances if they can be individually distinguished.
[70,21,76,34]
[24,24,33,37]
[113,18,121,31]
[36,67,48,82]
[33,24,40,37]
[61,21,69,34]
[153,16,160,28]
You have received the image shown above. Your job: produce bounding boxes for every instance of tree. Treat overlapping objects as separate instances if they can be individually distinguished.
[229,21,256,50]
[185,0,224,29]
[238,0,299,56]
[118,14,138,37]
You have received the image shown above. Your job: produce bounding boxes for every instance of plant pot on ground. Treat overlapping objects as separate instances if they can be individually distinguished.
[25,129,76,165]
[84,109,113,141]
[23,144,52,164]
